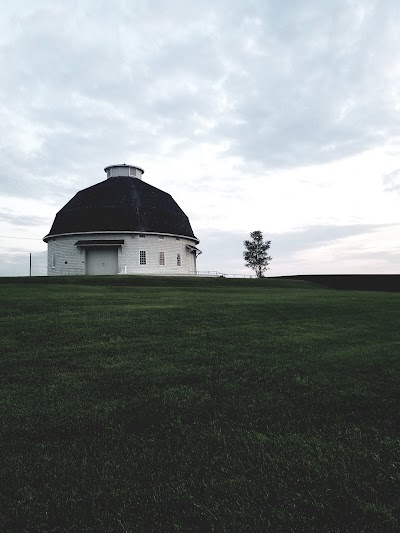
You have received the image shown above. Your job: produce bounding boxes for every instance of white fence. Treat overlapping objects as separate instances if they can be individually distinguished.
[189,271,255,278]
[53,267,256,278]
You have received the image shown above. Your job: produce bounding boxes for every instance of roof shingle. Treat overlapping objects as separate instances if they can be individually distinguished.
[44,177,197,241]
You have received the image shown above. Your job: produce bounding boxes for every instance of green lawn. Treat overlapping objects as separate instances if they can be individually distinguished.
[0,277,399,532]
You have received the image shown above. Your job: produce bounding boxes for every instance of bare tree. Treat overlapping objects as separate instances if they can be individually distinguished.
[243,231,272,278]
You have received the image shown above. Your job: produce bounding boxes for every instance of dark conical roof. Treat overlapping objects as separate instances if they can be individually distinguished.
[44,176,197,241]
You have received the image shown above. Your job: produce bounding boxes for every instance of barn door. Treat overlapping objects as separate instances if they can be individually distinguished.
[86,248,118,275]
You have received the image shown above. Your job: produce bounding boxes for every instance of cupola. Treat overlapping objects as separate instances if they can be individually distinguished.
[104,164,144,179]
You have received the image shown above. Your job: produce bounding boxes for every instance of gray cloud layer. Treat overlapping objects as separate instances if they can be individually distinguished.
[0,210,48,227]
[2,0,400,198]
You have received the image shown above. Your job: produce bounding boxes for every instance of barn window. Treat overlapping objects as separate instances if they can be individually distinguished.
[139,251,146,265]
[176,237,180,241]
[129,167,136,177]
[159,252,165,266]
[177,253,181,266]
[139,234,145,238]
[52,253,56,268]
[159,235,164,240]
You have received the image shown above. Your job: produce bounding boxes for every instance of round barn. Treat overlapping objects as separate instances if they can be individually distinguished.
[43,164,201,275]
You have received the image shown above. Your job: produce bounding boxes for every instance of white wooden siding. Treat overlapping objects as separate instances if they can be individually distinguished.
[47,233,198,275]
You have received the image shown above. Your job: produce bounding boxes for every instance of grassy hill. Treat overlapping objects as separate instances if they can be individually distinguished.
[1,276,399,531]
[279,274,400,293]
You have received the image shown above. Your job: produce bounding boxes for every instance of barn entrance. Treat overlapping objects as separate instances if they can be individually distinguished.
[86,248,118,275]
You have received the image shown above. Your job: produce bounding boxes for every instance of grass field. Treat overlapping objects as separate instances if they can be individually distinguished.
[1,276,399,532]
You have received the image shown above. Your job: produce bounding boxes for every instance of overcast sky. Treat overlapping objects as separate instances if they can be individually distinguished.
[1,0,399,277]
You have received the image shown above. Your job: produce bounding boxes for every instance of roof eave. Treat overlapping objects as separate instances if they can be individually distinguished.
[43,230,200,245]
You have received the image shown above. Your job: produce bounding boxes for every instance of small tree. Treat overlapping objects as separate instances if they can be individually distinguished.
[243,231,272,278]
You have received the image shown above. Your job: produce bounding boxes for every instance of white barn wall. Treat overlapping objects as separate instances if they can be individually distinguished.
[47,233,197,275]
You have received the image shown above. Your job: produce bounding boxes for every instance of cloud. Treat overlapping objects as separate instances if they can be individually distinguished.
[2,0,400,194]
[213,1,400,168]
[383,168,400,193]
[0,210,48,227]
[1,1,400,276]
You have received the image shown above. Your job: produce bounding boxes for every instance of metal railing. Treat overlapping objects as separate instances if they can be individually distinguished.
[53,267,256,278]
[190,271,256,278]
[223,273,256,279]
[189,270,225,277]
